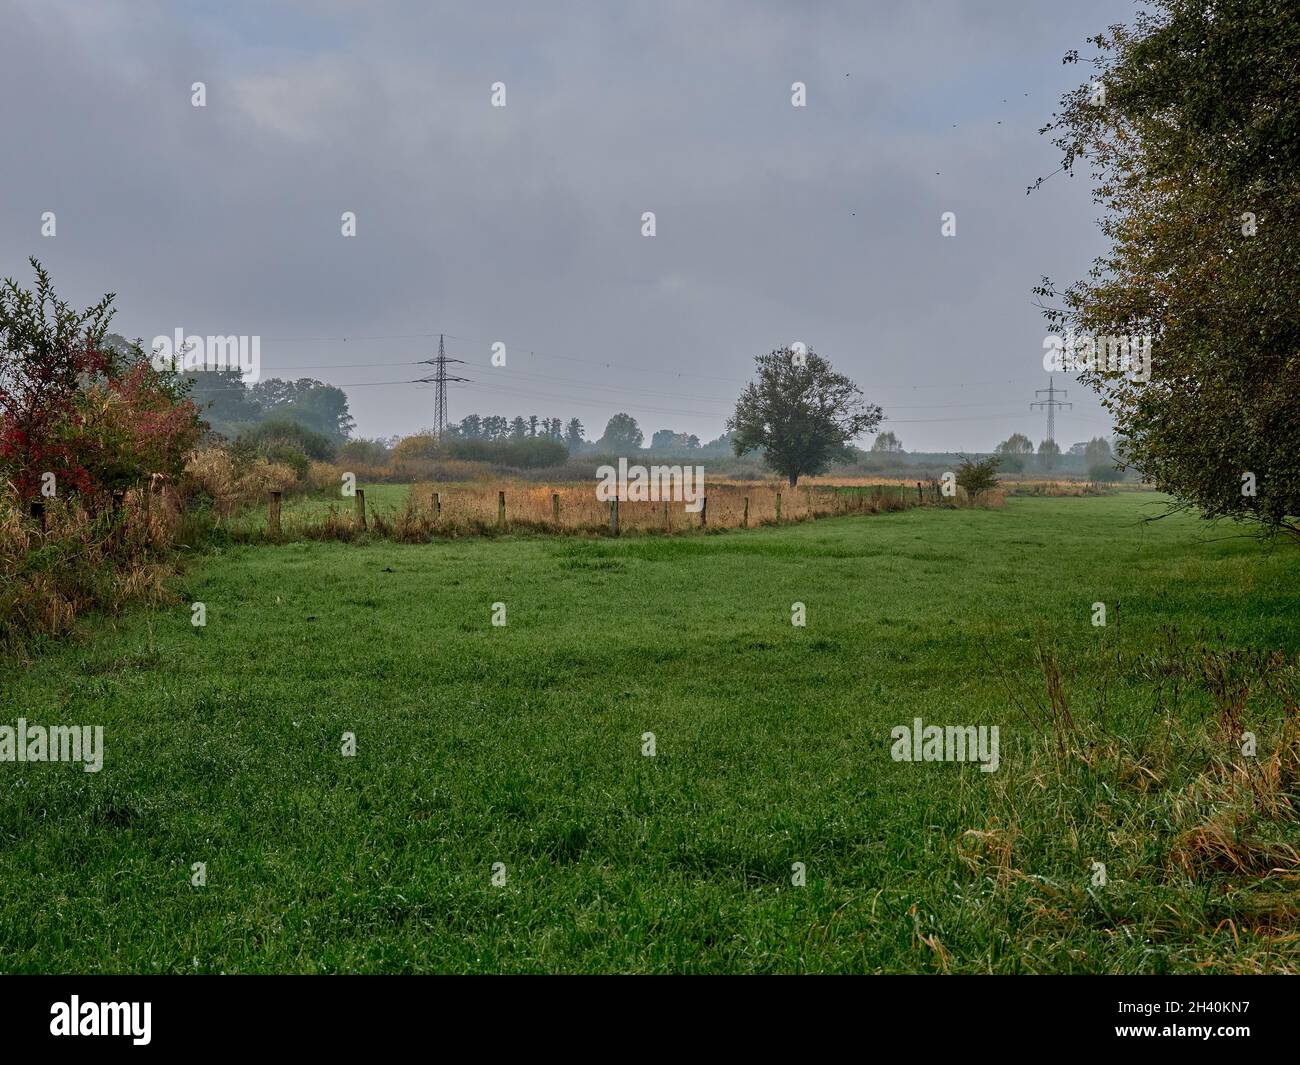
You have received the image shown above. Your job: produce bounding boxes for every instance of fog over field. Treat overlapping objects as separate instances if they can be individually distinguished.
[0,0,1133,450]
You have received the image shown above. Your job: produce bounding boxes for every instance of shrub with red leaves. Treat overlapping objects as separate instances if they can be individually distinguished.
[1,258,201,502]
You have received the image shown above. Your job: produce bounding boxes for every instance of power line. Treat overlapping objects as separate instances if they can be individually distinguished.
[239,360,424,370]
[244,326,1045,392]
[885,412,1032,424]
[187,378,421,390]
[459,362,1039,410]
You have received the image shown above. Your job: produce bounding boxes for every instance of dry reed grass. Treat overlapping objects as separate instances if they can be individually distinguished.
[236,478,958,543]
[0,480,184,658]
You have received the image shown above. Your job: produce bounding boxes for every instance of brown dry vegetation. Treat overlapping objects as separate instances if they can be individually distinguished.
[0,481,185,658]
[233,471,1005,542]
[964,636,1300,972]
[183,448,300,516]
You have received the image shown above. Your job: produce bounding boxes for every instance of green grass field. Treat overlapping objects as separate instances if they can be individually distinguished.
[3,493,1297,973]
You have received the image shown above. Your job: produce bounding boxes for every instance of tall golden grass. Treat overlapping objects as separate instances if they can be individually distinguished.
[184,448,299,516]
[0,481,184,658]
[230,476,1003,542]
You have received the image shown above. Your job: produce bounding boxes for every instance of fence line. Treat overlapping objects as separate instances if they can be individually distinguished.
[256,481,934,543]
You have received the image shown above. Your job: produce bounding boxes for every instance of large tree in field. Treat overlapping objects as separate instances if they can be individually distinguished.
[1034,0,1300,538]
[728,346,882,486]
[995,432,1035,473]
[597,412,643,452]
[872,430,903,453]
[996,433,1035,456]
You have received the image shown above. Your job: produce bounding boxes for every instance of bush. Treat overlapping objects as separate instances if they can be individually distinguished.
[337,438,391,466]
[182,448,299,515]
[390,434,568,470]
[450,436,568,469]
[956,455,1001,501]
[1088,462,1121,483]
[236,418,336,462]
[0,479,183,658]
[257,442,310,481]
[393,434,439,462]
[2,260,202,502]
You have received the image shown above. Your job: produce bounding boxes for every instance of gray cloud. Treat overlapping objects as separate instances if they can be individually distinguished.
[0,0,1135,450]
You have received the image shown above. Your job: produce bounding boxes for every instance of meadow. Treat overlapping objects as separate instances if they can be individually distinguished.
[1,492,1297,973]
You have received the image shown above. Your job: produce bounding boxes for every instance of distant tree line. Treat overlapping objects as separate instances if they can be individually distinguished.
[187,369,354,444]
[449,412,720,456]
[450,414,585,448]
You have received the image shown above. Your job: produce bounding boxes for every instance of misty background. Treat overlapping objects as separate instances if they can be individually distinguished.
[0,0,1137,452]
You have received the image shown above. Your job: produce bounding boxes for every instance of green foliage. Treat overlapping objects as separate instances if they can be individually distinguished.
[186,373,355,443]
[187,369,261,437]
[448,436,568,469]
[649,429,701,452]
[391,433,566,469]
[728,346,882,486]
[1084,437,1111,467]
[1038,439,1062,471]
[336,438,391,466]
[233,418,335,480]
[1036,0,1300,536]
[956,454,1001,500]
[871,430,903,453]
[249,378,355,442]
[1,260,199,498]
[996,433,1034,456]
[237,417,336,461]
[1084,438,1118,482]
[993,435,1034,474]
[597,413,644,452]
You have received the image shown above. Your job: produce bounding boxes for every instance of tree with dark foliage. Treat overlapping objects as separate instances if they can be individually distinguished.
[728,346,882,486]
[1035,0,1300,537]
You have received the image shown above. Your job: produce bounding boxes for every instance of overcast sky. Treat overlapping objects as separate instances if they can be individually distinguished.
[0,0,1141,451]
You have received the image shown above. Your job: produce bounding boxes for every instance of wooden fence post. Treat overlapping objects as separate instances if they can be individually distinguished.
[434,491,441,519]
[355,488,366,530]
[916,481,923,503]
[775,492,782,523]
[663,499,670,530]
[110,489,125,545]
[268,491,282,536]
[498,490,506,526]
[610,495,619,536]
[30,499,46,533]
[700,496,707,527]
[743,496,749,527]
[552,493,560,525]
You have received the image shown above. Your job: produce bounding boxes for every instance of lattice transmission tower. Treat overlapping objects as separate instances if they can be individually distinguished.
[415,334,470,437]
[1030,376,1072,444]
